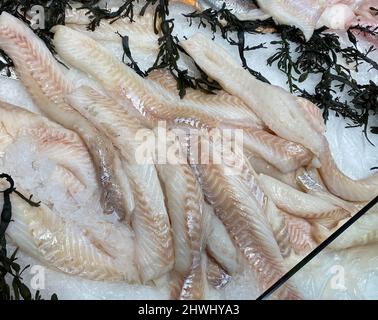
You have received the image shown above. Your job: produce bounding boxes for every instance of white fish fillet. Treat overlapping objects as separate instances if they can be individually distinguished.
[265,199,316,264]
[180,33,325,156]
[296,167,362,214]
[64,8,92,25]
[257,0,326,41]
[67,87,174,283]
[147,69,263,128]
[324,204,378,250]
[158,163,207,299]
[285,214,317,254]
[189,135,301,299]
[0,12,134,220]
[246,153,298,189]
[296,96,326,135]
[170,256,207,300]
[317,3,356,29]
[205,204,242,275]
[5,192,139,282]
[259,174,350,228]
[67,86,147,164]
[297,87,378,202]
[319,144,378,202]
[52,26,263,130]
[243,128,313,173]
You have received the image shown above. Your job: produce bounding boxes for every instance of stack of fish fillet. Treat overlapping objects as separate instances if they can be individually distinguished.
[0,3,377,300]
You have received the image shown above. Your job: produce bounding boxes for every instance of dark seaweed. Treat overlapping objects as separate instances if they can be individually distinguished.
[266,23,378,137]
[117,32,147,77]
[143,0,221,98]
[80,0,135,31]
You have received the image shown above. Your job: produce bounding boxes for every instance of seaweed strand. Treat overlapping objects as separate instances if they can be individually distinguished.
[184,4,272,83]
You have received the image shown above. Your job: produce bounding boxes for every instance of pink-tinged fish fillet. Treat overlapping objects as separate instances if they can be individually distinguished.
[131,170,174,283]
[259,174,350,228]
[206,255,232,290]
[67,87,174,282]
[264,199,296,260]
[257,0,326,40]
[319,0,378,31]
[180,33,324,156]
[296,97,326,135]
[66,86,146,164]
[319,144,378,202]
[52,26,262,131]
[285,214,317,254]
[243,128,313,173]
[170,257,207,300]
[0,12,134,221]
[189,136,301,299]
[4,190,139,282]
[354,0,378,18]
[265,199,316,262]
[158,163,208,299]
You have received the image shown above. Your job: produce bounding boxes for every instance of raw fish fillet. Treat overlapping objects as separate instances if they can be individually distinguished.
[246,153,298,189]
[158,163,208,299]
[68,87,174,283]
[259,174,350,228]
[205,204,243,275]
[4,192,139,282]
[265,199,316,263]
[319,145,378,202]
[243,128,313,173]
